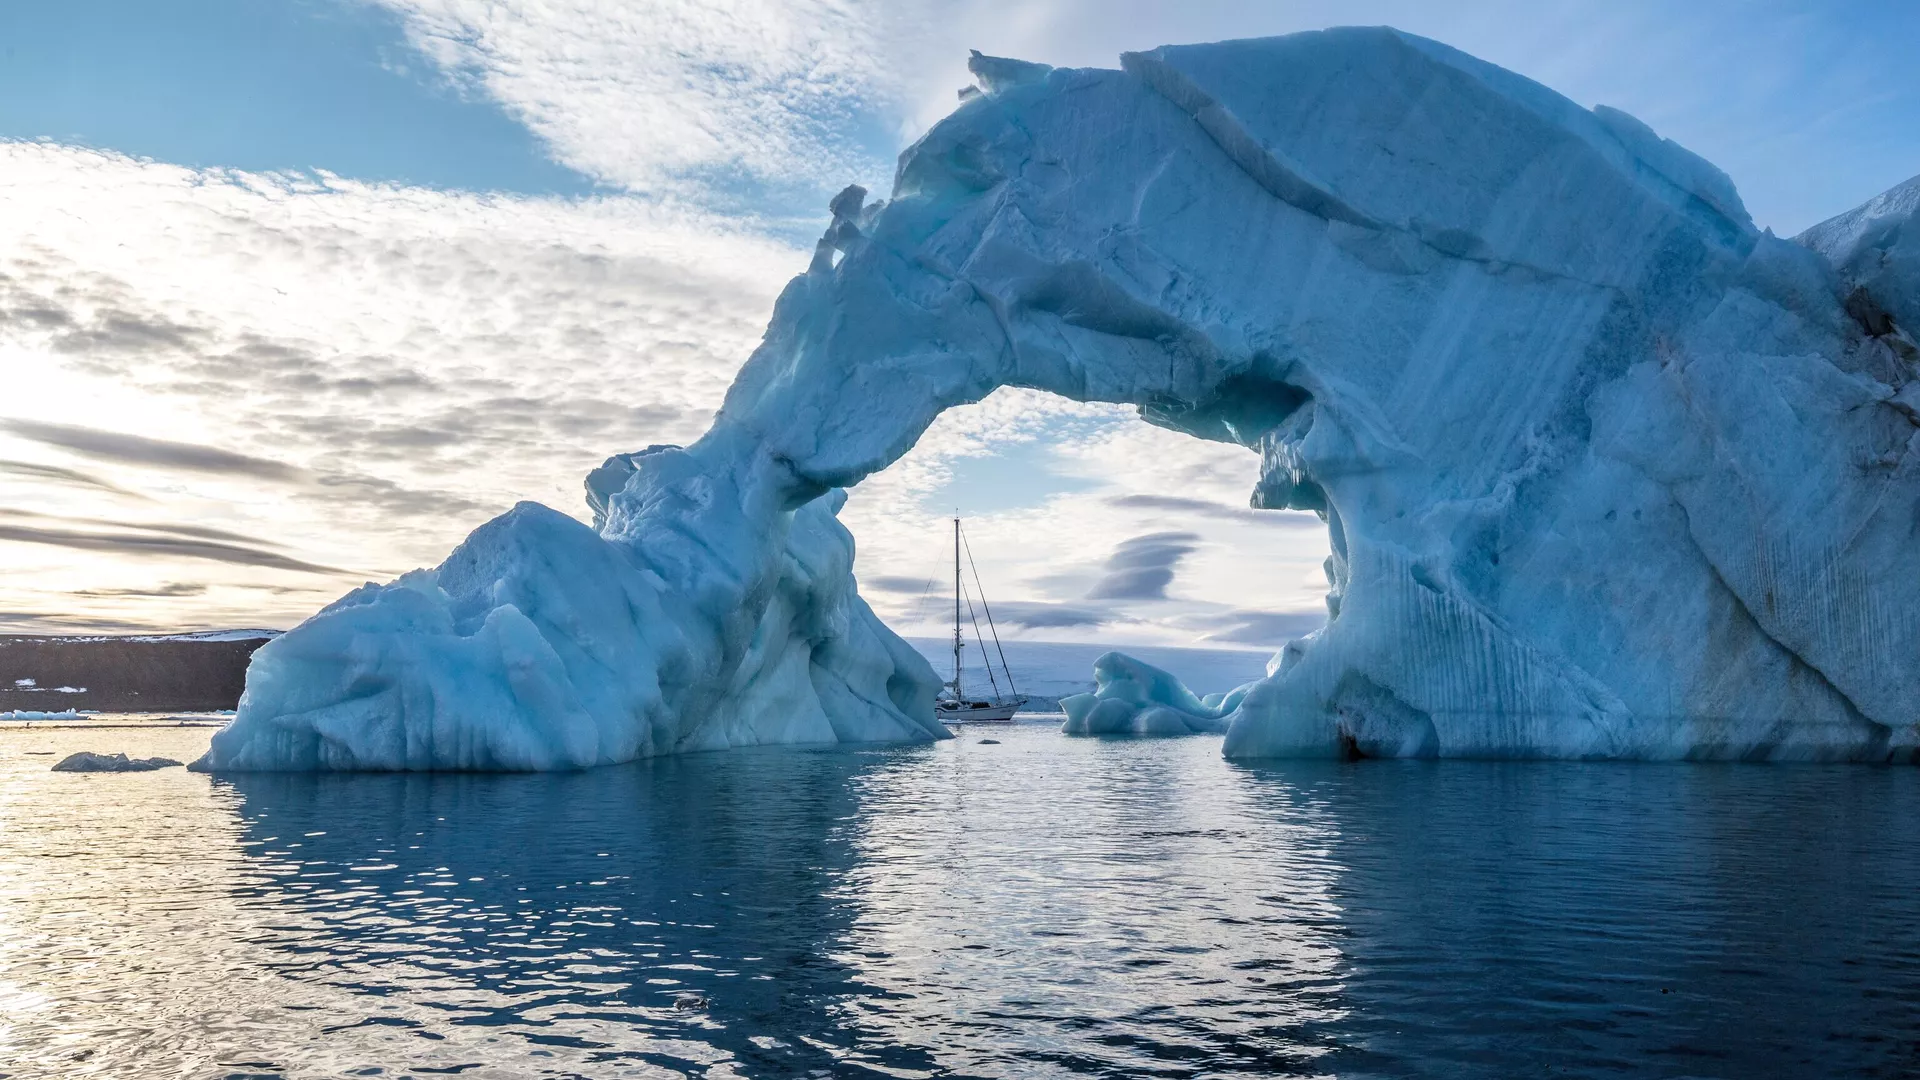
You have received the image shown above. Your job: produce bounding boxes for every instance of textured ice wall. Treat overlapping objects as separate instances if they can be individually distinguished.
[1798,173,1920,372]
[202,27,1920,769]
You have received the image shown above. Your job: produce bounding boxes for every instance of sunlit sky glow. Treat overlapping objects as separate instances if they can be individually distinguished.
[1,0,1915,643]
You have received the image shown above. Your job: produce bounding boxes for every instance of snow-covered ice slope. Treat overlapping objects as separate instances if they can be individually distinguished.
[200,28,1920,769]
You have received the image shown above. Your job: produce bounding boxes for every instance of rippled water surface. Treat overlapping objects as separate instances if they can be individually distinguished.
[3,723,1918,1078]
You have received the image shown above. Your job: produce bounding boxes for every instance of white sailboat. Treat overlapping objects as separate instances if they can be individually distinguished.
[935,516,1028,724]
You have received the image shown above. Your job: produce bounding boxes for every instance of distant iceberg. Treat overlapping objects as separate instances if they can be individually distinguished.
[1061,653,1238,736]
[199,27,1920,770]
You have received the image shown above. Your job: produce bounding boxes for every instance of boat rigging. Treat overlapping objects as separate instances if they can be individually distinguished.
[936,516,1027,724]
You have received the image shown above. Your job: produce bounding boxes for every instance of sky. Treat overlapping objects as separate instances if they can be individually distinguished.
[0,0,1916,645]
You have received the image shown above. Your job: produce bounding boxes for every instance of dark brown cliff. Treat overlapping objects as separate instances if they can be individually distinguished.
[0,632,275,713]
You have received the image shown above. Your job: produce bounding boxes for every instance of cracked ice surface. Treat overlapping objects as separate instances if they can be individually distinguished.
[199,27,1920,770]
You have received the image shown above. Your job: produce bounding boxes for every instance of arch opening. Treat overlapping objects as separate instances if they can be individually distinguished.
[840,386,1333,668]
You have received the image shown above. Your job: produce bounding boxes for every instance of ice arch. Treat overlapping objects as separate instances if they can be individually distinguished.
[198,28,1920,770]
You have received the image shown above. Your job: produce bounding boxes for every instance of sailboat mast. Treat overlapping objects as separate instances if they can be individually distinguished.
[952,515,963,701]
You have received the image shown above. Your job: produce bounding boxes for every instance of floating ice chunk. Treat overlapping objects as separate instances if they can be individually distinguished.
[1060,653,1243,736]
[1,709,83,721]
[53,752,182,772]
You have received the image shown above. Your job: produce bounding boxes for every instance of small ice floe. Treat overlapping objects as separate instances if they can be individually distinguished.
[673,992,709,1011]
[2,709,84,721]
[1060,653,1236,737]
[51,752,184,772]
[4,679,83,692]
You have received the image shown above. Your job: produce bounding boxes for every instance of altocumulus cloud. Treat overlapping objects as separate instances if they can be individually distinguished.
[0,140,806,628]
[369,0,914,206]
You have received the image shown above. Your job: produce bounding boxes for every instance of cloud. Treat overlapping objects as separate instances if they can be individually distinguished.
[0,508,293,550]
[985,600,1112,629]
[0,419,302,480]
[0,140,805,629]
[1197,608,1326,647]
[861,574,936,594]
[369,0,910,207]
[72,582,209,599]
[869,572,1117,631]
[0,458,144,498]
[1086,531,1200,601]
[1105,493,1322,527]
[0,611,171,635]
[46,307,211,359]
[307,472,495,524]
[0,523,347,575]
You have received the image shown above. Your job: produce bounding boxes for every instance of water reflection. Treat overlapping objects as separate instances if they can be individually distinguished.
[219,746,932,1077]
[3,725,1918,1078]
[1230,760,1920,1078]
[214,735,1364,1077]
[830,734,1353,1075]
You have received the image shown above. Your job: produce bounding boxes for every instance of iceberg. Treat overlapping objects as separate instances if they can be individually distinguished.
[1060,653,1239,736]
[200,27,1920,770]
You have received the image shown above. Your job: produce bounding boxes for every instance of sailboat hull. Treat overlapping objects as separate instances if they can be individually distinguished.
[936,701,1023,723]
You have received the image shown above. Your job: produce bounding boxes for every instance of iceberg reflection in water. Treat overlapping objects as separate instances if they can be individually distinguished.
[3,725,1919,1076]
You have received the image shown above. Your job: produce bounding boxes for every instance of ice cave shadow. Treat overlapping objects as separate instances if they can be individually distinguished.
[213,745,941,1078]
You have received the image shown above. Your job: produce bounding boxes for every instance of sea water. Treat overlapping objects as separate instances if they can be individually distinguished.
[2,722,1917,1078]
